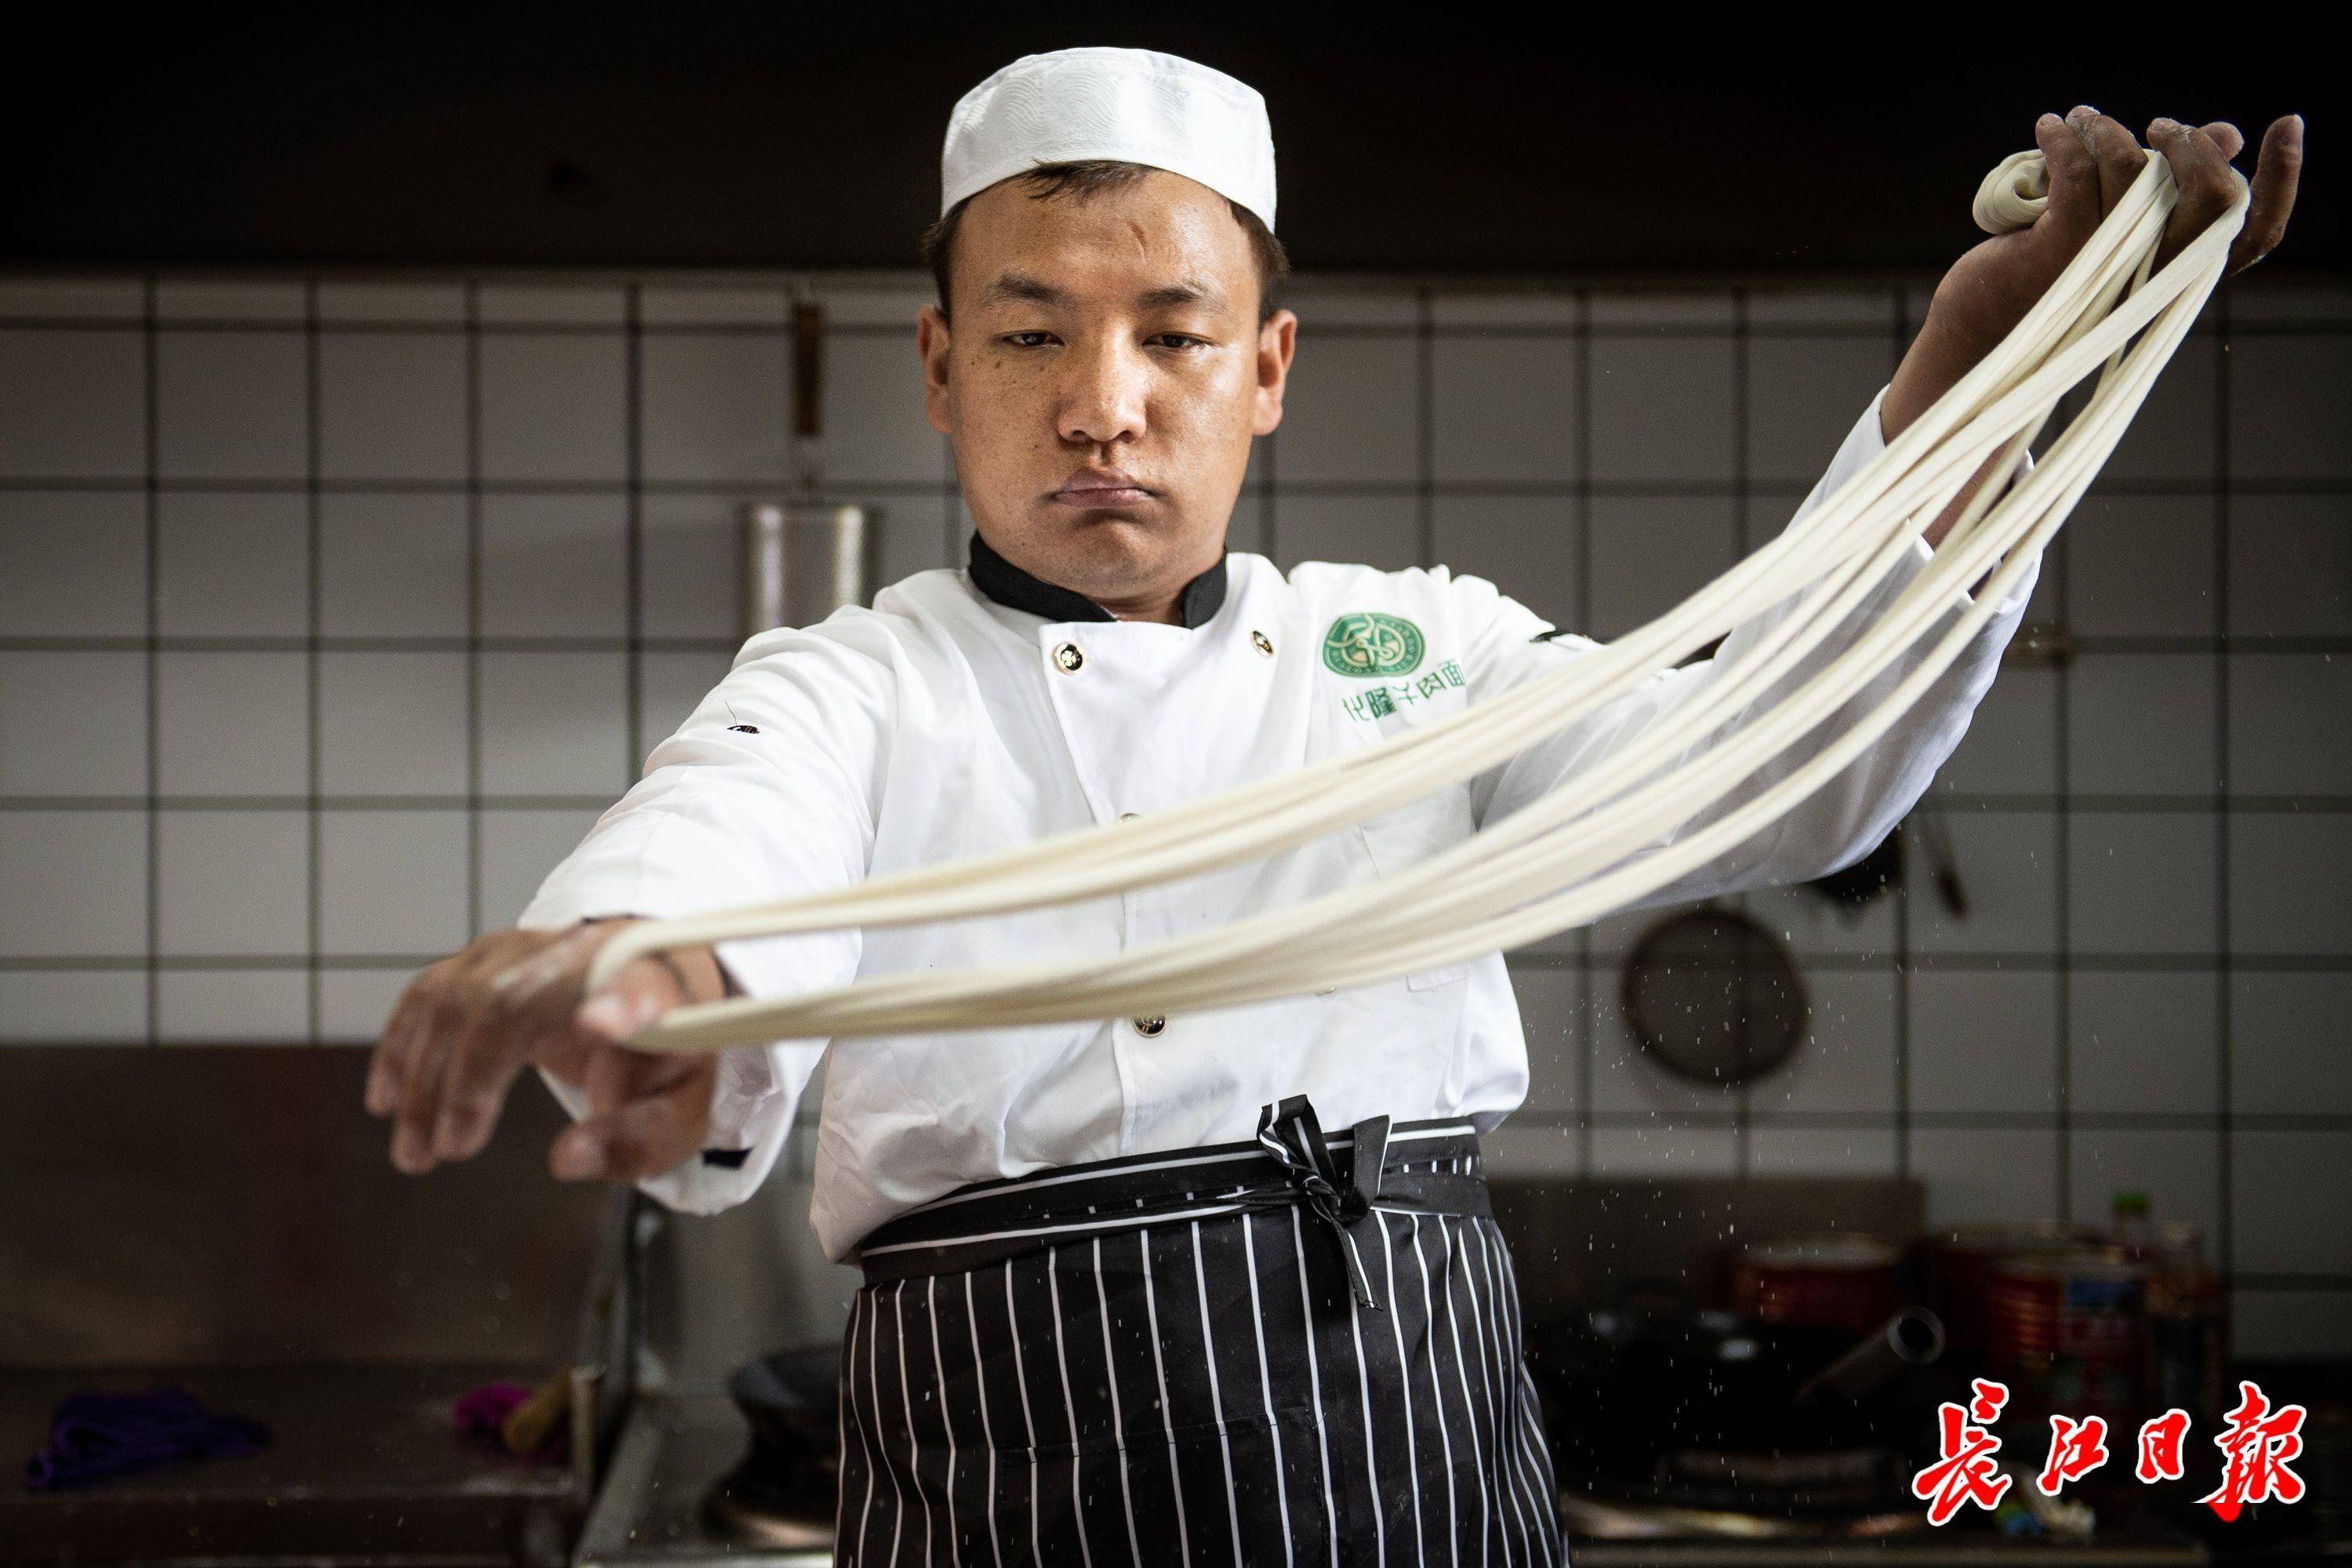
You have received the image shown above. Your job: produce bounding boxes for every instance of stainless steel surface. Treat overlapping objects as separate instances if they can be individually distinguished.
[742,504,877,635]
[641,1171,863,1383]
[575,1389,829,1568]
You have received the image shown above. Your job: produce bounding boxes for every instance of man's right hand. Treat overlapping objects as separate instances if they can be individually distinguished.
[364,920,728,1185]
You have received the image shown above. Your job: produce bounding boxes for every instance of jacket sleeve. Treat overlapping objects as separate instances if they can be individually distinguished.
[1462,386,2040,910]
[514,615,896,1216]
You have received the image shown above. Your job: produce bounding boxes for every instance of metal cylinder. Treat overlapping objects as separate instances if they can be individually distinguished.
[741,503,877,634]
[1792,1307,1947,1406]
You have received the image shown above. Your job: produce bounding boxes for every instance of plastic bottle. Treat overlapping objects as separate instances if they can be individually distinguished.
[2111,1189,2154,1261]
[2145,1221,2227,1428]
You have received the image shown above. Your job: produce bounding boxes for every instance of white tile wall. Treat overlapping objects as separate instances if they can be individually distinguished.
[1908,970,2061,1114]
[1588,335,1735,485]
[0,492,147,634]
[1431,336,1579,485]
[2069,971,2220,1116]
[1585,495,1739,639]
[156,330,307,480]
[1749,968,1899,1118]
[156,652,307,794]
[2067,655,2216,797]
[1746,333,1894,485]
[318,652,467,796]
[2230,974,2352,1114]
[2227,495,2351,637]
[1273,494,1419,574]
[318,332,468,481]
[0,651,146,794]
[2065,494,2218,637]
[319,494,470,637]
[1428,497,1579,630]
[2228,655,2352,795]
[2069,813,2218,956]
[2,270,2345,1353]
[640,333,792,484]
[478,495,629,637]
[0,330,144,477]
[1936,664,2058,797]
[156,810,308,957]
[1266,334,1417,485]
[155,493,308,635]
[478,334,627,483]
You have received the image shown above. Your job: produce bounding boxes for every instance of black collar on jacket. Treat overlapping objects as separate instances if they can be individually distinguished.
[965,531,1229,630]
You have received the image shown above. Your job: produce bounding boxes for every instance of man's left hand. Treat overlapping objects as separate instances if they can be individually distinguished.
[1886,107,2303,441]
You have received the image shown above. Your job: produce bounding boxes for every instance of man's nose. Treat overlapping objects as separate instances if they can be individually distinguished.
[1056,337,1148,447]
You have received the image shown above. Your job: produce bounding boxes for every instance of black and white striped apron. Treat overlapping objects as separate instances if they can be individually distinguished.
[833,1095,1566,1567]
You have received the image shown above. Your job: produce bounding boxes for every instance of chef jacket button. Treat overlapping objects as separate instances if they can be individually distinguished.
[1052,641,1084,673]
[1119,811,1141,822]
[1131,1014,1166,1036]
[1251,630,1274,656]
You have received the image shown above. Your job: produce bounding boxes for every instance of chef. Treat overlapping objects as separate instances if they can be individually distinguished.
[366,46,2300,1566]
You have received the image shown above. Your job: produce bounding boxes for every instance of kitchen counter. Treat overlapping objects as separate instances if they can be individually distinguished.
[0,1362,583,1566]
[572,1388,2212,1568]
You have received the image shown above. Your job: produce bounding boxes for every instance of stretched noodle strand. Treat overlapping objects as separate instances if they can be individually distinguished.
[582,151,2245,1053]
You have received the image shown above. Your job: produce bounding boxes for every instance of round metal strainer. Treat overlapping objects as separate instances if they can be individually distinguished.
[1619,907,1809,1087]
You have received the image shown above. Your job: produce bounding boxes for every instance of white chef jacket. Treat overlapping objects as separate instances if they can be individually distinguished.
[518,387,2039,1261]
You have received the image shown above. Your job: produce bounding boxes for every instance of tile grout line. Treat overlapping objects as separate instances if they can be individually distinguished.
[305,278,325,1043]
[2053,447,2074,1224]
[8,474,2348,502]
[464,281,484,942]
[1890,287,1912,1181]
[1573,286,1595,1178]
[1731,286,1752,1175]
[625,284,644,782]
[12,313,2336,341]
[142,278,161,1044]
[1415,286,1435,572]
[2215,292,2235,1291]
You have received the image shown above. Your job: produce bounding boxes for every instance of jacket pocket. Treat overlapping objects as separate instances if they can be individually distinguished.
[1354,786,1479,990]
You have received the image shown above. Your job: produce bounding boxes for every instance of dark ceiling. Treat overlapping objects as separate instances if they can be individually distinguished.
[3,13,2338,277]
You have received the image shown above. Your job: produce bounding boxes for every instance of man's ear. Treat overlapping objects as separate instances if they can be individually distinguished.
[1252,308,1298,437]
[917,304,953,435]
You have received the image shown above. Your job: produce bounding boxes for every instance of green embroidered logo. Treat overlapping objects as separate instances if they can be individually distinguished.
[1322,612,1425,677]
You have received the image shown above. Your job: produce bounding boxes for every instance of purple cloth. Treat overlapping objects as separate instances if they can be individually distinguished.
[24,1387,270,1490]
[452,1381,568,1464]
[451,1381,532,1439]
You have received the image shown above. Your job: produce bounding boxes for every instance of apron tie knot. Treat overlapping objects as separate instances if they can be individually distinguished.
[1254,1095,1390,1311]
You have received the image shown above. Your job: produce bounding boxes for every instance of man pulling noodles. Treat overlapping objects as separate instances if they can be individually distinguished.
[366,47,2301,1565]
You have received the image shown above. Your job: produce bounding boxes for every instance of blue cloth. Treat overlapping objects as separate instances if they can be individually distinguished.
[24,1387,270,1490]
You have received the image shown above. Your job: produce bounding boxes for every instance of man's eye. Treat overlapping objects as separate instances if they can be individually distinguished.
[1152,335,1210,350]
[1000,332,1056,348]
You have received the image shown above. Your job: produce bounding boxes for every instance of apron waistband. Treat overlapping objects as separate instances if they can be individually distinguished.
[852,1095,1492,1298]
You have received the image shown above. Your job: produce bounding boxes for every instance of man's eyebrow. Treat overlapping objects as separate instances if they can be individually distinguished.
[978,273,1066,308]
[1136,278,1226,310]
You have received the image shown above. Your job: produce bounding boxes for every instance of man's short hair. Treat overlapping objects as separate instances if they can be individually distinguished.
[920,160,1290,326]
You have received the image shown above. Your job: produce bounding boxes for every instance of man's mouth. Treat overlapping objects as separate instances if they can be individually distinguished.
[1051,468,1157,507]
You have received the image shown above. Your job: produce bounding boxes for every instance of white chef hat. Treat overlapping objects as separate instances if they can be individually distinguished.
[941,47,1277,233]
